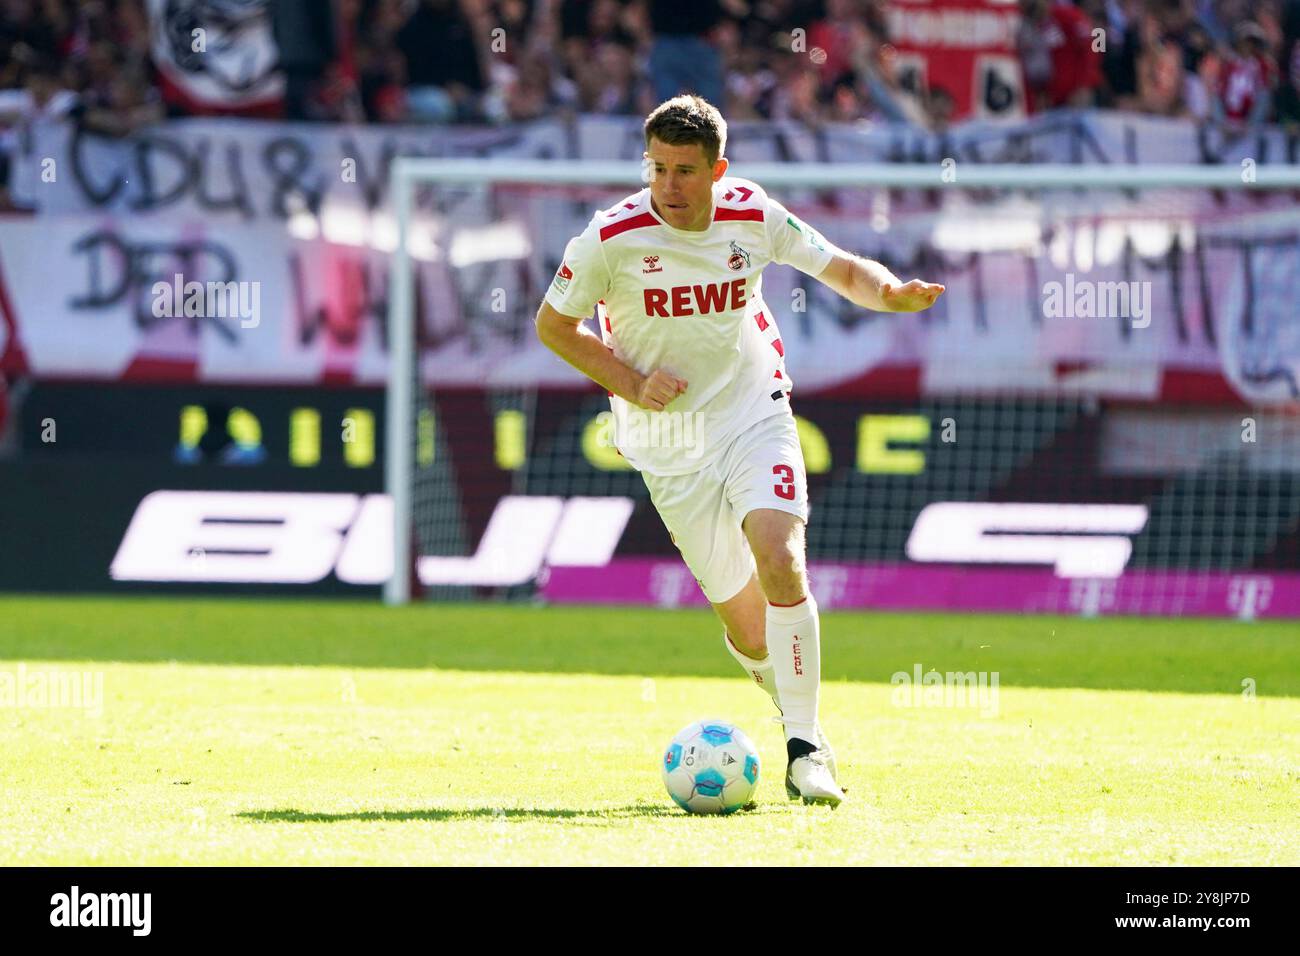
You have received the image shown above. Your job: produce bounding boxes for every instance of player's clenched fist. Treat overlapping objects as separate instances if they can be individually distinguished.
[635,369,688,411]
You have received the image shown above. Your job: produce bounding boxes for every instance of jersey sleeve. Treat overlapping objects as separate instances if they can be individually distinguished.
[766,197,840,277]
[544,219,611,318]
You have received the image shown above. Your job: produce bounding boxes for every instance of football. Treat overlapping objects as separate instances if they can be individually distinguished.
[661,719,760,814]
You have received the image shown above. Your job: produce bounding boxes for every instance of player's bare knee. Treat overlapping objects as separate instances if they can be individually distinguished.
[746,517,805,595]
[753,544,807,605]
[759,566,807,607]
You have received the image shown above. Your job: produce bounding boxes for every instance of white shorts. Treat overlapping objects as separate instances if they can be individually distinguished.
[642,409,809,604]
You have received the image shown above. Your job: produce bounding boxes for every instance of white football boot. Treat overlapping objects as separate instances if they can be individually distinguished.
[785,749,844,808]
[773,716,840,799]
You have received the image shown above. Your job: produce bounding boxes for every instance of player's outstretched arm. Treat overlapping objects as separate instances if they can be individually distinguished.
[535,301,687,411]
[814,250,945,313]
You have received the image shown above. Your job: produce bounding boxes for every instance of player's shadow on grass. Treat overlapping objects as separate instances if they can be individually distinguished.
[238,802,690,824]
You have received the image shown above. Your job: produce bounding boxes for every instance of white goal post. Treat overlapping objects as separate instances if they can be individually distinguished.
[384,158,1300,605]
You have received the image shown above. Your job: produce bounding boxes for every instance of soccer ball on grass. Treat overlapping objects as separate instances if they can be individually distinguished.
[661,718,760,814]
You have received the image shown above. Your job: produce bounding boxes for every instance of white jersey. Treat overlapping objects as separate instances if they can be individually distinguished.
[544,176,840,476]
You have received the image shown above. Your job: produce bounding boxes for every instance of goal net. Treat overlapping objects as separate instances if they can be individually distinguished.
[385,160,1300,619]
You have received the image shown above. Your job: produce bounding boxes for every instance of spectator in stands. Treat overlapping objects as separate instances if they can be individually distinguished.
[1199,0,1250,47]
[356,37,407,123]
[495,0,533,48]
[114,0,152,64]
[1178,20,1217,119]
[397,0,489,123]
[1276,0,1300,129]
[807,0,863,87]
[744,0,829,41]
[315,0,367,123]
[492,42,578,122]
[270,0,342,122]
[924,84,957,132]
[1018,0,1104,112]
[723,30,779,120]
[581,30,652,115]
[0,55,76,210]
[1131,23,1190,115]
[769,56,824,123]
[73,39,120,108]
[852,38,928,126]
[559,0,635,99]
[1212,20,1278,127]
[826,73,867,123]
[0,1,58,75]
[355,0,410,121]
[645,0,727,106]
[75,57,163,137]
[0,54,76,124]
[797,0,884,123]
[0,0,1294,130]
[1085,0,1142,108]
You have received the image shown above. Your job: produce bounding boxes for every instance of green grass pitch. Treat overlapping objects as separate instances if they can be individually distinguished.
[1,596,1296,866]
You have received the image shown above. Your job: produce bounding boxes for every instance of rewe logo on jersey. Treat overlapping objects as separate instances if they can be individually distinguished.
[642,255,662,274]
[644,278,746,317]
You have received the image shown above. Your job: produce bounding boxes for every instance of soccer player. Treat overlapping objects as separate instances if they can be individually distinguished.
[536,95,944,807]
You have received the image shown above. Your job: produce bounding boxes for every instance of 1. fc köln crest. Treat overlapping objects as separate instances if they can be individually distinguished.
[727,241,751,271]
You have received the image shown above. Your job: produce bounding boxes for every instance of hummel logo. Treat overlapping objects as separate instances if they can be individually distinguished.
[642,255,663,274]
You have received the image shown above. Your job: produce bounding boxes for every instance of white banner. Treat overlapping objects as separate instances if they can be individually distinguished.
[3,114,1298,402]
[11,113,1297,221]
[1,210,1296,402]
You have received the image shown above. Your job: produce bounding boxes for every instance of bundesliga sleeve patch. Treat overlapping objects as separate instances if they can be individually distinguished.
[787,215,826,252]
[552,261,574,293]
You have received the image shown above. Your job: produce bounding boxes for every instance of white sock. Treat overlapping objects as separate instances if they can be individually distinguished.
[722,632,780,708]
[766,596,820,746]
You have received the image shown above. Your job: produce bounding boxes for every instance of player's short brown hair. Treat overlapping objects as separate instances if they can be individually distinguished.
[643,95,727,164]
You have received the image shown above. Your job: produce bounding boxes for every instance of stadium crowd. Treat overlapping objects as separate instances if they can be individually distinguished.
[0,0,1297,132]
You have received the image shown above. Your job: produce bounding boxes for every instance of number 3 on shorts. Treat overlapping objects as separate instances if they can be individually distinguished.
[772,464,796,501]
